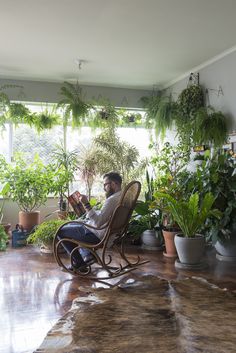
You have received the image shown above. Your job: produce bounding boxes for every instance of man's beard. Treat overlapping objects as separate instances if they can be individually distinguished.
[105,189,115,198]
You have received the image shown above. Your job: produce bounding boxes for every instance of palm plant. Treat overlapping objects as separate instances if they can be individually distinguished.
[50,144,79,205]
[93,127,142,184]
[77,144,100,200]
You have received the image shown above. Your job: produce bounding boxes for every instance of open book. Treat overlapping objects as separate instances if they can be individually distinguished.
[67,191,86,217]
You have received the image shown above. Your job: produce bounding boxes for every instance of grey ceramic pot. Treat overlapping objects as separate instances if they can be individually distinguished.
[174,233,205,264]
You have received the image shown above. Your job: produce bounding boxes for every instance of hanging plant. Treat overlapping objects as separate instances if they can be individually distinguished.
[5,102,31,124]
[154,97,178,138]
[193,107,229,147]
[177,84,204,119]
[141,93,177,137]
[89,99,119,129]
[122,112,143,126]
[140,93,162,128]
[25,105,60,133]
[57,81,91,127]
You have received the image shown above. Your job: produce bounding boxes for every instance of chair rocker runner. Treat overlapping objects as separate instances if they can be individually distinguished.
[53,181,149,279]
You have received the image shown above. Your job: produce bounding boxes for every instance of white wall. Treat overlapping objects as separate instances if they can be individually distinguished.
[0,78,151,109]
[166,49,236,131]
[0,198,58,228]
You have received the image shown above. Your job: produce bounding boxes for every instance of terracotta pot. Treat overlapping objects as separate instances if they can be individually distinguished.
[19,211,40,231]
[162,228,179,258]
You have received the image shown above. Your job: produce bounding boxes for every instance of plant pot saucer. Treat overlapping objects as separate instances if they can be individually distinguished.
[216,253,236,263]
[175,259,208,271]
[142,244,164,251]
[163,251,178,258]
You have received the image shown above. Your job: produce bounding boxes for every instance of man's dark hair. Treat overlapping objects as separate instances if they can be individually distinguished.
[103,172,122,185]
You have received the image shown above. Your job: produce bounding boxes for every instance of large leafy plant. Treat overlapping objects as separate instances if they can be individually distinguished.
[178,152,236,243]
[0,154,55,212]
[27,219,66,246]
[154,192,221,238]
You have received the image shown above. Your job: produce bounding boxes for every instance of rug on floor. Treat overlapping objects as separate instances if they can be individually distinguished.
[34,275,236,353]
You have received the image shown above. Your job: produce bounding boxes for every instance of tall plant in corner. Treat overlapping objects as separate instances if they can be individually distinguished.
[57,81,91,128]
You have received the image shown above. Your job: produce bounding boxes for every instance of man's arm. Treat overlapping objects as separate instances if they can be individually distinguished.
[80,193,121,228]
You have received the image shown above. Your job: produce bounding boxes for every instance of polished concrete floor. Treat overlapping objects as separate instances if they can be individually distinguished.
[0,244,235,353]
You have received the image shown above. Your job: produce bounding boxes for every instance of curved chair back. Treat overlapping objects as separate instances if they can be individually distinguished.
[102,181,141,247]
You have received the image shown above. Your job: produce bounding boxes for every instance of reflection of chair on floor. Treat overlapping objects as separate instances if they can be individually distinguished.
[53,180,149,279]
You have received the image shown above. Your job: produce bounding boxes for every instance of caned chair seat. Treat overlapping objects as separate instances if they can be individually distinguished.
[53,181,148,279]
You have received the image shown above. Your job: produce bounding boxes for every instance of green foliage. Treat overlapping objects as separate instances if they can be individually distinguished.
[0,225,8,251]
[177,85,204,118]
[141,93,177,138]
[5,103,31,124]
[26,105,60,133]
[93,127,143,184]
[57,81,91,127]
[0,154,55,212]
[194,107,229,147]
[27,219,66,246]
[154,192,221,238]
[150,142,190,199]
[89,99,119,129]
[76,144,100,199]
[178,152,236,243]
[49,144,78,201]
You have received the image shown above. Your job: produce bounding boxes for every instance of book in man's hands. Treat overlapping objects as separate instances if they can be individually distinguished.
[67,191,86,217]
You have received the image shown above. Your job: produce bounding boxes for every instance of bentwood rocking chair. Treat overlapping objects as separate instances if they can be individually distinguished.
[53,180,148,279]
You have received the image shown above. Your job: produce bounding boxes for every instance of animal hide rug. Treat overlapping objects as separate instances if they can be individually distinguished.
[35,275,236,353]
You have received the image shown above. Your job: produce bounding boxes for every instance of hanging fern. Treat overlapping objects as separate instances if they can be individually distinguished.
[194,107,229,147]
[6,103,31,124]
[57,81,91,127]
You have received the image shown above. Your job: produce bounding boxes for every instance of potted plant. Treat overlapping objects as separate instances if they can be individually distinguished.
[49,144,79,211]
[179,151,236,261]
[155,191,221,269]
[27,219,66,253]
[133,200,163,250]
[150,142,190,257]
[57,81,91,128]
[0,154,55,231]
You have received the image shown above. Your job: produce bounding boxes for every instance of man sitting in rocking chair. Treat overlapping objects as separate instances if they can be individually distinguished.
[57,172,122,272]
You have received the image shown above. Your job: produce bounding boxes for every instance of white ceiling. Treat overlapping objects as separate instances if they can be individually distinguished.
[1,0,236,90]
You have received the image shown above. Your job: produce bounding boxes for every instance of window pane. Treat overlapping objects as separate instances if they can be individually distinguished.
[0,124,10,160]
[13,124,64,164]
